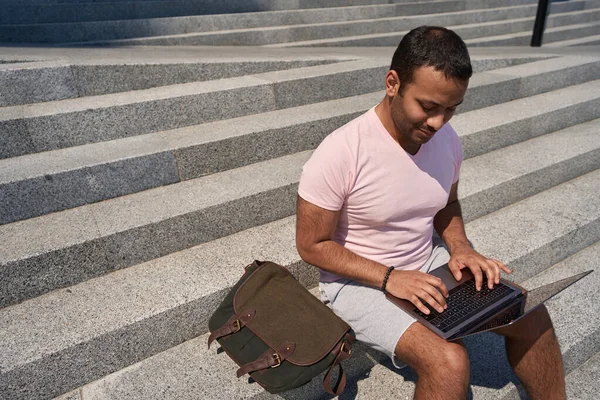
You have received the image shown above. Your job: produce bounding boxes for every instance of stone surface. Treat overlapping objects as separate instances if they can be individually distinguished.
[273,3,600,47]
[69,0,587,47]
[0,60,390,158]
[53,390,80,400]
[25,80,274,155]
[6,67,598,224]
[467,19,600,47]
[0,63,77,107]
[0,150,179,224]
[1,54,596,161]
[460,56,600,113]
[468,170,600,283]
[0,0,544,44]
[455,79,600,158]
[0,216,303,400]
[565,352,600,400]
[458,118,600,221]
[71,60,334,96]
[547,34,600,47]
[0,151,308,306]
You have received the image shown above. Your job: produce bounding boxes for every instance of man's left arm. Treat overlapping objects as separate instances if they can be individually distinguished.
[433,180,511,290]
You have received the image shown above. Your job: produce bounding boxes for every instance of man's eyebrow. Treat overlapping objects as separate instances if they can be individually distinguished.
[420,99,464,107]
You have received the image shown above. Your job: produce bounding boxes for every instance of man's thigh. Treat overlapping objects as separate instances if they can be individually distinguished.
[319,239,453,367]
[320,278,417,368]
[395,321,467,373]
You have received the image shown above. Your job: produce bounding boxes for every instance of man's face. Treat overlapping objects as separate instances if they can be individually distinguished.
[389,66,468,154]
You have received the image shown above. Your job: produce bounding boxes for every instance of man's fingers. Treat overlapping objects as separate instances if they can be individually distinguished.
[422,284,447,310]
[425,275,449,298]
[411,296,431,315]
[448,259,462,281]
[420,291,445,313]
[492,258,512,274]
[468,264,484,291]
[484,259,500,287]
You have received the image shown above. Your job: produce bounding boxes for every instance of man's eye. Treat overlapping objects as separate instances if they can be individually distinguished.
[421,104,433,111]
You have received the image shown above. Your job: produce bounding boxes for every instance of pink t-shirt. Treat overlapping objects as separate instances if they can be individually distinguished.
[298,107,463,282]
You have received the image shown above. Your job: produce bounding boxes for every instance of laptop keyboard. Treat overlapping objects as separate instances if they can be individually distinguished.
[414,276,513,332]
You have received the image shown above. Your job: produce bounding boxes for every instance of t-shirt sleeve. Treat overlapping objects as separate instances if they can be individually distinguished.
[298,134,353,211]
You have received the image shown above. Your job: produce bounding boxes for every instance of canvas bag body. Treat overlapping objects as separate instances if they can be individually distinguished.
[208,260,354,394]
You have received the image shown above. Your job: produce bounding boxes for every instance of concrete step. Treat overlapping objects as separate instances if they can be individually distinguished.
[466,20,600,46]
[565,351,600,400]
[101,1,583,46]
[2,74,599,225]
[0,50,543,106]
[2,54,598,161]
[3,169,599,400]
[0,0,539,44]
[1,105,599,307]
[0,0,394,25]
[270,4,600,47]
[0,91,378,225]
[0,58,388,159]
[0,0,407,25]
[0,58,336,107]
[547,34,600,46]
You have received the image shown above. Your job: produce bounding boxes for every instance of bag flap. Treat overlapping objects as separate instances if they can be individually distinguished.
[233,262,350,366]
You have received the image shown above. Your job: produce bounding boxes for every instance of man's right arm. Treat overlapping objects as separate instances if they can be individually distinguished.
[296,195,391,287]
[295,195,449,314]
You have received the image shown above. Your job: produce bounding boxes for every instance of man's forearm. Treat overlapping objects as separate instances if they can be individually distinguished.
[299,239,390,289]
[433,199,471,254]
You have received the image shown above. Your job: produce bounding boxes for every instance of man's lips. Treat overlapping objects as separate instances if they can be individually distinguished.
[418,128,436,137]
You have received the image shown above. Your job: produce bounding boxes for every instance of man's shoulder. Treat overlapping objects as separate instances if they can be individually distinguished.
[320,108,376,148]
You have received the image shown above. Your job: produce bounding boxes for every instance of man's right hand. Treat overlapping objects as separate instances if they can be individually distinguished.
[386,270,449,314]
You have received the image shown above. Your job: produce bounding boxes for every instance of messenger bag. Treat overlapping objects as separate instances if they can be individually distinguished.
[208,260,354,395]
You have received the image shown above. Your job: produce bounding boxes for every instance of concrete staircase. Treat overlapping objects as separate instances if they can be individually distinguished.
[1,1,600,400]
[1,0,600,46]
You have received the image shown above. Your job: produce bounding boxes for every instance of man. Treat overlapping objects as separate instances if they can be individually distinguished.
[296,26,565,399]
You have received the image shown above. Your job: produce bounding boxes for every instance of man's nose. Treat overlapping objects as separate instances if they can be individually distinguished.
[426,113,445,131]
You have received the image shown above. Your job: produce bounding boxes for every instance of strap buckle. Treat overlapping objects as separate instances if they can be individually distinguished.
[232,319,241,333]
[340,341,351,355]
[271,353,281,368]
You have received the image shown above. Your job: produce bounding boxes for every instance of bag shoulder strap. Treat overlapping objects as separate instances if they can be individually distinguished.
[322,335,353,395]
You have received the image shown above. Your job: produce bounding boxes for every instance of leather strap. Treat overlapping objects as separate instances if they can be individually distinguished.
[207,310,256,349]
[236,341,296,378]
[322,338,353,395]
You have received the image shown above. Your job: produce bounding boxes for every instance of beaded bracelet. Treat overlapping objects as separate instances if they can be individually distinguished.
[381,266,395,293]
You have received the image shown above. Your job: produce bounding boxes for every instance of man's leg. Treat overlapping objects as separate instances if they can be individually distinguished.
[495,305,565,400]
[395,322,470,400]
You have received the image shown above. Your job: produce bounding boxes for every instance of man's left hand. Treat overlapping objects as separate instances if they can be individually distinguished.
[448,245,511,290]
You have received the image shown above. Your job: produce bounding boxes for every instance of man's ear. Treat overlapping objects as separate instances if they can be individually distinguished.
[385,70,400,97]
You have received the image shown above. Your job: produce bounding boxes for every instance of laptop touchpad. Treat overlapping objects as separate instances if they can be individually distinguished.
[429,264,466,290]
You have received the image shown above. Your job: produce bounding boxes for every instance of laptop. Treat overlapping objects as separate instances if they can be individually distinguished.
[386,264,592,341]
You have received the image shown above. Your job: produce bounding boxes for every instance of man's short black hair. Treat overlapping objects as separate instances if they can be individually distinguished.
[390,26,472,91]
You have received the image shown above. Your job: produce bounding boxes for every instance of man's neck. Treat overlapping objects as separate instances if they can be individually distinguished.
[374,101,420,155]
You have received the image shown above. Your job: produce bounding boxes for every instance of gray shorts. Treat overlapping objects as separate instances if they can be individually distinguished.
[319,239,451,368]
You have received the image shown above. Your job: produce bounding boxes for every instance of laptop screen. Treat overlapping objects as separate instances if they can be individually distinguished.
[523,270,592,313]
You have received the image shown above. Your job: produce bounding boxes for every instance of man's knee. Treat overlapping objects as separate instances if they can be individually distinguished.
[395,324,470,379]
[422,342,470,379]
